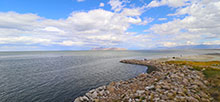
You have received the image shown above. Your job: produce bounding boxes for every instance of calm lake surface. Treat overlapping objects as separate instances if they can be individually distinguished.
[0,50,219,102]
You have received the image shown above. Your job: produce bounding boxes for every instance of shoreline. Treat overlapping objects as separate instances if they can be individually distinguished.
[74,54,220,102]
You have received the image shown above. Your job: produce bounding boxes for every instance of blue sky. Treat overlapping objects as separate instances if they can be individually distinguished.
[0,0,220,51]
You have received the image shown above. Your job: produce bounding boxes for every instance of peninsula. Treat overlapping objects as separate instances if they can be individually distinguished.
[75,54,220,102]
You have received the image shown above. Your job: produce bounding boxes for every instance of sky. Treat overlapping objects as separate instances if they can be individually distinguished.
[0,0,220,51]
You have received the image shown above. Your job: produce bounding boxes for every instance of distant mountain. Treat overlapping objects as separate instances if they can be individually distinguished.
[92,47,127,50]
[155,45,220,50]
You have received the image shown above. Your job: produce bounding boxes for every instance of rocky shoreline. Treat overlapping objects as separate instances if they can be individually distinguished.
[74,59,213,102]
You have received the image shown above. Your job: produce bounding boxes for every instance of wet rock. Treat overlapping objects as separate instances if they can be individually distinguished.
[86,91,97,99]
[74,97,81,102]
[74,96,90,102]
[81,96,89,101]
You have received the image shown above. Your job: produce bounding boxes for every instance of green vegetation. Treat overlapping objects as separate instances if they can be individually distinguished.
[140,96,145,100]
[166,60,220,101]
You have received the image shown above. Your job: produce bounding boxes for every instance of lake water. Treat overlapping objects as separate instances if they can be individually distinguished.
[0,50,219,102]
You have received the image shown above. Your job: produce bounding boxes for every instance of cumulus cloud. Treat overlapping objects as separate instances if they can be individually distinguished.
[121,8,142,16]
[108,0,129,12]
[0,8,152,50]
[162,42,177,47]
[186,41,196,45]
[43,26,65,34]
[0,45,42,51]
[139,17,154,25]
[1,0,219,50]
[146,0,220,47]
[0,37,51,45]
[77,0,85,2]
[99,2,105,7]
[203,40,220,45]
[147,0,190,8]
[0,12,42,31]
[58,40,83,46]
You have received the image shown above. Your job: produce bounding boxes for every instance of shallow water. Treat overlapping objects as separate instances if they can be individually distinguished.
[0,50,219,102]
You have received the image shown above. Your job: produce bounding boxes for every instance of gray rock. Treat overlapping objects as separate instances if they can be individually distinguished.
[162,85,170,90]
[81,96,89,101]
[74,97,81,102]
[99,90,105,96]
[186,97,199,102]
[129,98,132,102]
[136,90,145,95]
[89,89,95,93]
[145,85,155,90]
[86,91,98,99]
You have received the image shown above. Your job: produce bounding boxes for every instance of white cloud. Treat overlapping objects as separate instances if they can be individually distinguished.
[43,26,65,34]
[186,41,196,45]
[0,45,42,51]
[58,40,83,46]
[162,42,177,47]
[108,0,128,12]
[77,0,85,2]
[147,1,161,7]
[139,17,154,25]
[0,37,51,45]
[147,0,190,8]
[99,2,105,7]
[203,40,220,45]
[121,8,142,16]
[0,12,42,31]
[2,0,219,50]
[0,8,152,49]
[158,18,167,21]
[145,0,220,47]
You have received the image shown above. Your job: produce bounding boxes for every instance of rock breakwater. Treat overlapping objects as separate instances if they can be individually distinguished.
[74,59,213,102]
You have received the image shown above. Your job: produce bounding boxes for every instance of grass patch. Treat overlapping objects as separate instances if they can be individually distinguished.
[140,96,145,100]
[166,60,220,101]
[166,61,220,69]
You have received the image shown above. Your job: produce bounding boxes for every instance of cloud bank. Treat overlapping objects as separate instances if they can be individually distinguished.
[147,0,220,47]
[0,0,220,50]
[0,7,151,50]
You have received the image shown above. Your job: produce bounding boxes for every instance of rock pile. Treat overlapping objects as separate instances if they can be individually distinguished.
[74,59,213,102]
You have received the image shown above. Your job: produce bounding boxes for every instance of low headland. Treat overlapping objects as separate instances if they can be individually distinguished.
[74,54,220,102]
